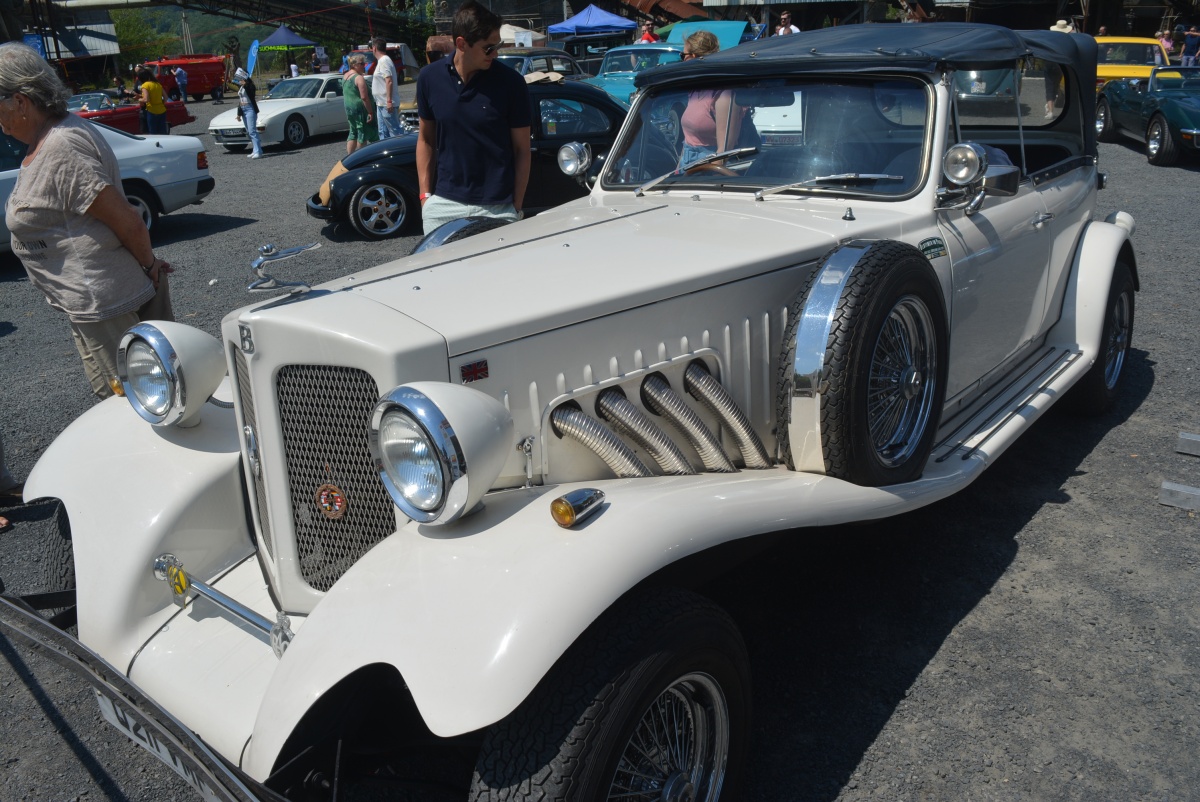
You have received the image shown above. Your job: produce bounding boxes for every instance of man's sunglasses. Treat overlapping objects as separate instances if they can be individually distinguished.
[481,42,500,55]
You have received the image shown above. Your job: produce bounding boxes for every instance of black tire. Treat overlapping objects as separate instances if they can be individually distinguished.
[35,502,75,619]
[347,181,415,239]
[470,587,750,802]
[1146,115,1178,166]
[223,144,248,153]
[1096,98,1117,142]
[779,241,948,486]
[123,184,159,232]
[167,88,180,102]
[1065,261,1135,416]
[284,115,308,148]
[193,92,206,103]
[412,216,513,254]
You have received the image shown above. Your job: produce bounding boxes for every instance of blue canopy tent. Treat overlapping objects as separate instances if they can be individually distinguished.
[257,25,317,78]
[548,5,636,35]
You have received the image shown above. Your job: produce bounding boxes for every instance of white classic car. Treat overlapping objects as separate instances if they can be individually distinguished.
[5,23,1137,802]
[0,122,214,250]
[208,74,366,151]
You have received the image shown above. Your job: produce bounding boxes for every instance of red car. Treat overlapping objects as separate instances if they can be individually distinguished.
[68,93,195,134]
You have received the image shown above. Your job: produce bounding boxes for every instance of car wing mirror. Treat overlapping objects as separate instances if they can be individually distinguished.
[981,164,1020,197]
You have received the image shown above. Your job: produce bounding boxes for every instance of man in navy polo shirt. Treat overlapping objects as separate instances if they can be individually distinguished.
[417,0,531,234]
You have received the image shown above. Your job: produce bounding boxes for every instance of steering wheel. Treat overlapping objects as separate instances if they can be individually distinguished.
[685,162,738,176]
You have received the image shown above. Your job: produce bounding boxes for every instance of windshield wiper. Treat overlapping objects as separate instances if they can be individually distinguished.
[754,173,904,200]
[634,147,759,196]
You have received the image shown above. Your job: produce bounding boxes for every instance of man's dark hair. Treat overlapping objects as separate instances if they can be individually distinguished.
[370,36,388,52]
[453,0,502,45]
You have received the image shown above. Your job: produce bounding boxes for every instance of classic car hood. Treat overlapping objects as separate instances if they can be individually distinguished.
[317,195,916,356]
[585,74,637,103]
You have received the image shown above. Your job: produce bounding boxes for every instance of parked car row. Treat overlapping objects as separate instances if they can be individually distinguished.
[0,122,214,251]
[1097,65,1200,165]
[68,92,195,134]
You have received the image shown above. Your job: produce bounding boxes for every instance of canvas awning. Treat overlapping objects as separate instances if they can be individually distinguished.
[258,24,316,50]
[549,4,637,34]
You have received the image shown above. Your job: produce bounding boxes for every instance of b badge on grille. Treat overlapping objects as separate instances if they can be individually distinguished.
[315,483,348,520]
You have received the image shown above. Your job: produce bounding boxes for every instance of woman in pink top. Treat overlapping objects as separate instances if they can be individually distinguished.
[678,31,749,168]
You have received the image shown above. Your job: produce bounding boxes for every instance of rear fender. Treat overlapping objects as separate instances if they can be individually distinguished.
[328,167,417,213]
[1047,217,1137,358]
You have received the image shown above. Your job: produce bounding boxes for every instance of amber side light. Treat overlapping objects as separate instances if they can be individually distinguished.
[197,151,209,170]
[109,377,125,397]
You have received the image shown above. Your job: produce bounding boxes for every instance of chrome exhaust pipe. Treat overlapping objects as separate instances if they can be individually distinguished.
[596,388,695,476]
[684,362,772,469]
[641,374,736,473]
[551,405,653,479]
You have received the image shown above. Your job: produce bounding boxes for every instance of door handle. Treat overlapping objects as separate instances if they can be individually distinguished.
[1033,212,1054,229]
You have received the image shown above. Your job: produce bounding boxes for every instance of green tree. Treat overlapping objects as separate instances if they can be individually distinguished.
[112,9,159,65]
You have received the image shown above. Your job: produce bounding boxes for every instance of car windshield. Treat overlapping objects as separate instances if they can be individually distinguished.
[598,48,680,76]
[1151,66,1200,89]
[67,94,111,111]
[496,55,526,71]
[1097,43,1161,65]
[267,78,325,100]
[602,75,931,198]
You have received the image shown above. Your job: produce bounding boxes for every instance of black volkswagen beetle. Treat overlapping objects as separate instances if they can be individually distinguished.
[306,78,628,239]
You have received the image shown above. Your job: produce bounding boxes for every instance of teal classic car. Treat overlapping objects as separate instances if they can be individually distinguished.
[582,43,683,104]
[1096,65,1200,165]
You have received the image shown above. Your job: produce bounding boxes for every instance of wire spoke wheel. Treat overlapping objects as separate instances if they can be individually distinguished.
[866,294,937,468]
[608,672,730,802]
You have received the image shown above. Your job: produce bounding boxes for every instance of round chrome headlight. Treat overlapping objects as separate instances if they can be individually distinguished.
[119,324,180,425]
[117,322,226,428]
[370,382,514,526]
[377,408,445,513]
[558,141,592,177]
[942,142,988,186]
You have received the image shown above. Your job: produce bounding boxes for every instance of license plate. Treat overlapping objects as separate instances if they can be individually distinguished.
[94,689,225,802]
[970,80,987,94]
[219,129,244,137]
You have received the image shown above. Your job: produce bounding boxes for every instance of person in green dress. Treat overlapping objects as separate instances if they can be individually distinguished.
[342,54,378,155]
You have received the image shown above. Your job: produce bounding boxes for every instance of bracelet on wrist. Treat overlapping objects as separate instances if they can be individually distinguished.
[142,258,157,273]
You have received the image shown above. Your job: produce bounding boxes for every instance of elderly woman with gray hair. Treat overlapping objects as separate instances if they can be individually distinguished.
[342,53,377,154]
[0,42,174,400]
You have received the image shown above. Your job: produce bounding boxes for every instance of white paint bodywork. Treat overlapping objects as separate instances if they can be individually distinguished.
[208,75,360,147]
[25,63,1136,784]
[0,122,212,251]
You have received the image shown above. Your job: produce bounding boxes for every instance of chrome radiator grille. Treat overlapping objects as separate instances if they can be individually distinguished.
[233,347,274,557]
[276,365,396,591]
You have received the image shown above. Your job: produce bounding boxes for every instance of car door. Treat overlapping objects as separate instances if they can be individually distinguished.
[317,77,347,132]
[1110,78,1146,136]
[937,124,1051,399]
[527,90,623,211]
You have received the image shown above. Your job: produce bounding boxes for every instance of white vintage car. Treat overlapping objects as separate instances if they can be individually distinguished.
[208,74,364,151]
[7,23,1137,802]
[0,122,214,250]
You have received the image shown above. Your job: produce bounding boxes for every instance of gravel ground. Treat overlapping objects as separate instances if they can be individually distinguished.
[2,95,1199,802]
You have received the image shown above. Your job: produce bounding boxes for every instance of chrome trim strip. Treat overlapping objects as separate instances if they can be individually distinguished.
[785,242,870,472]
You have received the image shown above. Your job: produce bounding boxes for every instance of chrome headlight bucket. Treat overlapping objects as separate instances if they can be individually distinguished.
[370,382,514,525]
[558,141,592,177]
[943,142,988,186]
[117,322,225,428]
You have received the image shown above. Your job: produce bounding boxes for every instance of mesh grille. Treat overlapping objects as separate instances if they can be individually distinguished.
[276,365,396,591]
[233,347,274,557]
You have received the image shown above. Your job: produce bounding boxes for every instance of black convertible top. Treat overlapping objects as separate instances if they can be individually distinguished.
[637,23,1096,89]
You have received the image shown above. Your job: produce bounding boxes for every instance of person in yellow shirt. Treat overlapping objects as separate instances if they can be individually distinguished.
[137,68,168,134]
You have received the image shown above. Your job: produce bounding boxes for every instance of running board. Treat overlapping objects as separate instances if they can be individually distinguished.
[932,346,1084,466]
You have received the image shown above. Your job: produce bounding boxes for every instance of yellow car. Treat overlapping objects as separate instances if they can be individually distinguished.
[1095,36,1172,88]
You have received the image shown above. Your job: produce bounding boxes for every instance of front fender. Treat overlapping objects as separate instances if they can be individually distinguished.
[23,384,254,673]
[243,458,984,779]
